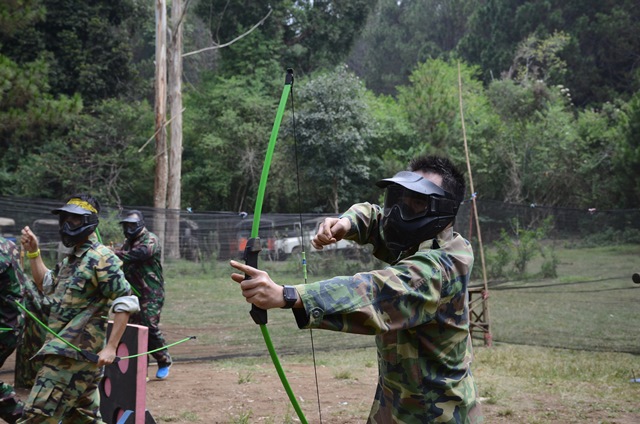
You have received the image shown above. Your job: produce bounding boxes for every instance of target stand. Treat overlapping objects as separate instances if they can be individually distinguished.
[100,322,157,424]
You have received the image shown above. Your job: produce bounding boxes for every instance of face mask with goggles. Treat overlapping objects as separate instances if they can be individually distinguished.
[51,199,100,247]
[119,210,145,241]
[376,171,461,251]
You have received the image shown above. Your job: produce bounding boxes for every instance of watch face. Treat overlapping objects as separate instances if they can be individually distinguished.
[284,286,296,301]
[283,286,297,307]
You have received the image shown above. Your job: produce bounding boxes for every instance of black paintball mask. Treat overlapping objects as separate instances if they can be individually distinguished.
[376,171,461,252]
[52,199,100,248]
[119,210,145,241]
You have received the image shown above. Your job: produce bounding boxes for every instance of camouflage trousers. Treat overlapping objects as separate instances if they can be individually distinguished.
[0,382,24,424]
[130,284,171,367]
[17,355,104,424]
[367,378,485,424]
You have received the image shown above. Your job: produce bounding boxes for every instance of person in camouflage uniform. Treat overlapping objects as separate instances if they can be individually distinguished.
[18,194,139,423]
[0,236,27,423]
[13,282,47,391]
[230,155,483,424]
[114,210,172,379]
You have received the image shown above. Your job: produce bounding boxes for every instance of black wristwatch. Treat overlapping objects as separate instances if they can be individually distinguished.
[281,285,298,309]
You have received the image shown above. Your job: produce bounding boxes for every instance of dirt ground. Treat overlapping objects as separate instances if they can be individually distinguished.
[139,361,640,424]
[5,348,640,424]
[144,360,376,423]
[6,354,376,424]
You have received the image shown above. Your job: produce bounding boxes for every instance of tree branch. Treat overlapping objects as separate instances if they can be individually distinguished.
[182,8,272,58]
[139,108,186,153]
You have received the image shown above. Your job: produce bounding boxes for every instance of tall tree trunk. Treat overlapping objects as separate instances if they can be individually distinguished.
[166,0,184,259]
[331,176,339,214]
[154,0,168,262]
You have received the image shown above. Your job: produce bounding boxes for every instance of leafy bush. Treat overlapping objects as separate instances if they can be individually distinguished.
[481,216,558,281]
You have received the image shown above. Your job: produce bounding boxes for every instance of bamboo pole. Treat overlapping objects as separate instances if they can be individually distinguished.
[457,61,492,346]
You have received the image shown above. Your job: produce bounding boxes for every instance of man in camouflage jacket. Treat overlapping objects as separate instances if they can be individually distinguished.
[230,155,483,423]
[115,210,172,379]
[0,236,27,423]
[19,194,139,423]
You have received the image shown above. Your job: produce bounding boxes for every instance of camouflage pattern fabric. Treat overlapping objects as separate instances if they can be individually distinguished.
[14,281,48,389]
[293,203,483,424]
[0,383,23,424]
[33,233,131,361]
[0,236,27,422]
[18,355,104,423]
[18,233,131,423]
[116,228,171,367]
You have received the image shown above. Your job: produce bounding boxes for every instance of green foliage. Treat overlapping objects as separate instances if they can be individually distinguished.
[611,92,640,207]
[284,65,374,213]
[483,216,556,279]
[281,0,375,75]
[396,58,500,197]
[236,370,253,384]
[2,0,640,213]
[398,59,492,157]
[0,54,83,195]
[193,0,284,78]
[572,102,624,208]
[2,0,153,105]
[579,228,640,248]
[195,0,374,77]
[351,0,474,95]
[485,235,512,280]
[213,20,283,80]
[0,0,44,36]
[486,77,559,122]
[181,72,278,212]
[364,91,416,193]
[508,31,570,84]
[481,78,604,206]
[397,58,461,152]
[539,244,558,278]
[459,0,640,106]
[511,217,553,276]
[12,98,154,204]
[458,0,527,86]
[97,209,125,248]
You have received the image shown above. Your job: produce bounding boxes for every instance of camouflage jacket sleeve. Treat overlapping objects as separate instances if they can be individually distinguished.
[340,202,403,264]
[293,229,473,335]
[117,229,159,263]
[117,230,164,292]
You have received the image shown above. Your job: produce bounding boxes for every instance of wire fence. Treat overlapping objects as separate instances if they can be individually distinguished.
[2,196,639,360]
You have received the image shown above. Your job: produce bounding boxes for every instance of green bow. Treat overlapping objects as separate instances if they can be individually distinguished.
[242,69,309,424]
[15,299,194,363]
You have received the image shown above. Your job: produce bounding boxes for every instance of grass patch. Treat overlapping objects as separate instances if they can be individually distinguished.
[473,343,640,422]
[162,244,640,356]
[157,243,640,422]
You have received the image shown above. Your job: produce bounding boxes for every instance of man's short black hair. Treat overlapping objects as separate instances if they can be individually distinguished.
[409,155,466,201]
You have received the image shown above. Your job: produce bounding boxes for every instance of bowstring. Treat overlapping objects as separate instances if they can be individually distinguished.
[289,77,324,424]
